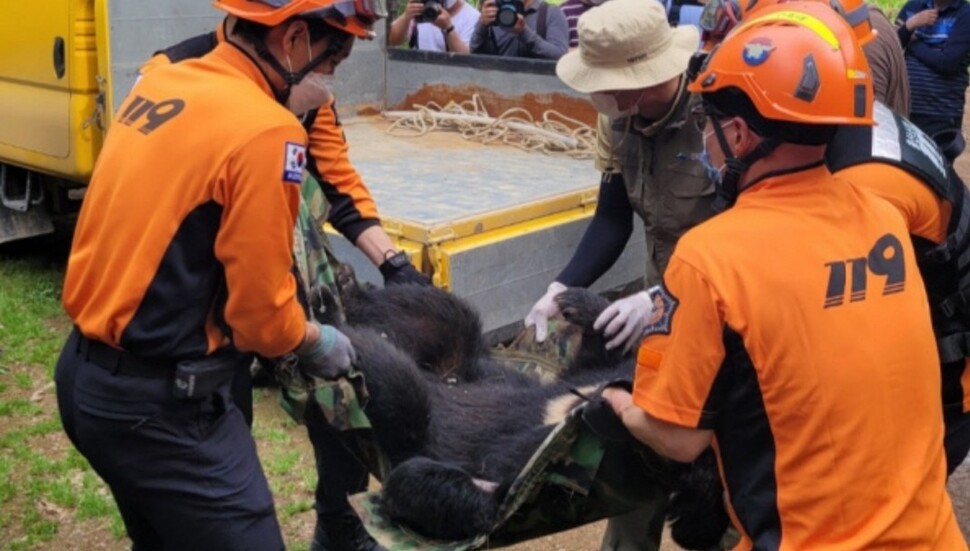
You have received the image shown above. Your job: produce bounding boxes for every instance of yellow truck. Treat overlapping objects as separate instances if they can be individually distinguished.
[0,0,220,242]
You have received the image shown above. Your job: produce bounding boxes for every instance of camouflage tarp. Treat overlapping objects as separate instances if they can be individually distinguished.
[491,319,584,385]
[347,397,671,550]
[277,172,352,426]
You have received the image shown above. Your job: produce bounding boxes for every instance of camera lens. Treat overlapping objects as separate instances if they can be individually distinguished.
[497,5,518,26]
[420,0,441,21]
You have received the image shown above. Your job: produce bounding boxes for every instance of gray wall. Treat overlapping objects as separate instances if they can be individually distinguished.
[106,1,387,113]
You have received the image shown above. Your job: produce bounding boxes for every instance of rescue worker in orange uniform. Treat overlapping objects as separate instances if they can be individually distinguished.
[695,0,970,477]
[603,12,967,550]
[139,11,427,550]
[53,1,383,549]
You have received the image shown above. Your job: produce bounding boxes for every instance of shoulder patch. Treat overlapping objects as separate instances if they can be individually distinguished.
[283,142,307,184]
[642,284,679,338]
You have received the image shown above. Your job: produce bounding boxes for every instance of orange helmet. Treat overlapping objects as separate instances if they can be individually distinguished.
[689,3,874,126]
[699,0,874,51]
[213,0,386,37]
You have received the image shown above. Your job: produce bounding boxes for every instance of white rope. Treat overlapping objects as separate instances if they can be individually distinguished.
[383,94,596,159]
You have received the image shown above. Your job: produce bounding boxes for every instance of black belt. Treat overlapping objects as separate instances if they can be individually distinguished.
[76,330,174,380]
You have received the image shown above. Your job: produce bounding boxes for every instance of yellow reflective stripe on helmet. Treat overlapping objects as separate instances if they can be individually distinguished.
[734,10,841,49]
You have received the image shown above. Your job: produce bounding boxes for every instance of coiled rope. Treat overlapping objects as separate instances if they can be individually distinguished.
[383,94,596,159]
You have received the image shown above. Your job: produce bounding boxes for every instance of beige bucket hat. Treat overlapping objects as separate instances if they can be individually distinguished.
[556,0,699,93]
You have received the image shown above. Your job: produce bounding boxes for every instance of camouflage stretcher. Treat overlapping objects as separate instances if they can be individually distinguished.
[291,335,672,551]
[351,399,670,550]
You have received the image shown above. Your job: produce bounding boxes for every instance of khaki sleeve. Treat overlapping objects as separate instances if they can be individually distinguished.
[594,113,620,174]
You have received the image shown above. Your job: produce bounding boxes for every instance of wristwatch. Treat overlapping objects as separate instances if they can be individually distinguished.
[443,25,455,35]
[382,250,411,272]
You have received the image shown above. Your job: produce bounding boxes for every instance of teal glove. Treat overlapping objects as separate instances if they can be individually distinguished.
[297,322,356,380]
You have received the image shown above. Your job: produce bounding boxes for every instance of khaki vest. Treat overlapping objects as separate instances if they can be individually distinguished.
[596,86,716,284]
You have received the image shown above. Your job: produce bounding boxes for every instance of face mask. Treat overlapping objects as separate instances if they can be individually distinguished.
[698,149,722,185]
[698,120,734,184]
[286,34,335,116]
[590,92,637,119]
[589,90,644,119]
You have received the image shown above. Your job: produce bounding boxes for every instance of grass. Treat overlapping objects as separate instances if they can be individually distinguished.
[0,237,322,550]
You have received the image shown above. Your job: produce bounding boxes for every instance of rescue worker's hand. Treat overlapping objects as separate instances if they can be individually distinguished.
[594,290,655,353]
[297,321,356,380]
[479,0,498,26]
[382,262,433,287]
[379,251,432,286]
[905,8,938,30]
[602,386,636,420]
[524,281,567,342]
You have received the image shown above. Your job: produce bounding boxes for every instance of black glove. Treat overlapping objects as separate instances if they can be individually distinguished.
[582,379,634,445]
[380,251,432,287]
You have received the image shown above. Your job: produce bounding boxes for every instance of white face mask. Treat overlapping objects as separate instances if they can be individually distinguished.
[286,34,336,116]
[590,91,642,119]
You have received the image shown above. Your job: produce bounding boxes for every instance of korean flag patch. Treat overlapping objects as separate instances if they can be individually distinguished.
[642,284,679,338]
[283,142,307,184]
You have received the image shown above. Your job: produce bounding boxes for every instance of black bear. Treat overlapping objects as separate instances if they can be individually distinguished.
[329,280,729,547]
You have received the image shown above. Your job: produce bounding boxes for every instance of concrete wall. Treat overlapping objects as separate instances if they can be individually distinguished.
[106,1,387,113]
[104,6,585,122]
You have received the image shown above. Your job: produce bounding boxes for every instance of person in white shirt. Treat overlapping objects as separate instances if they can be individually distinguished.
[389,0,480,53]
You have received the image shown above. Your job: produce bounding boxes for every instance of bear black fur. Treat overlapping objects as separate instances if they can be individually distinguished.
[332,279,728,548]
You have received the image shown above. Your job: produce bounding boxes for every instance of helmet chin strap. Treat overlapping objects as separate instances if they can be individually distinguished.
[709,117,779,212]
[252,32,347,105]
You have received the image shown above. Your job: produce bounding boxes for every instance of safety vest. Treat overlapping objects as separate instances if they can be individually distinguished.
[827,101,970,365]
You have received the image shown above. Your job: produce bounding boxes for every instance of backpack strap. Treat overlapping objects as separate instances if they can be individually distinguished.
[409,22,419,49]
[157,31,218,63]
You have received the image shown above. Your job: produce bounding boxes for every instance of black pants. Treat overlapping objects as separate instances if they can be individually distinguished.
[55,329,284,551]
[304,394,370,517]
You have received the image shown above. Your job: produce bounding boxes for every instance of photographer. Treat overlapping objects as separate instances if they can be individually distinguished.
[389,0,479,53]
[470,0,568,59]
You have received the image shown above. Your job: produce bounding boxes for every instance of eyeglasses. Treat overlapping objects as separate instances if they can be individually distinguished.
[690,103,734,134]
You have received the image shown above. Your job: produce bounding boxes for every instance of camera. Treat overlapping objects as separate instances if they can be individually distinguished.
[416,0,443,23]
[495,0,525,27]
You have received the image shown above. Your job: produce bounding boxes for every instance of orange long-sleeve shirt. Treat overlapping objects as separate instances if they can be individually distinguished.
[63,42,307,359]
[635,166,965,550]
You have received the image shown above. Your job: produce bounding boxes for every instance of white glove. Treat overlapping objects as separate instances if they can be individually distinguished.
[524,281,568,342]
[298,322,357,379]
[593,290,656,352]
